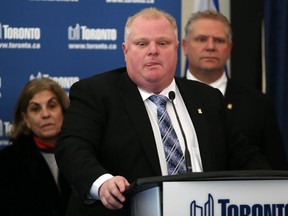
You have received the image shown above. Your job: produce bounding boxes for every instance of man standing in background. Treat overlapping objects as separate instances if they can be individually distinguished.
[182,10,287,170]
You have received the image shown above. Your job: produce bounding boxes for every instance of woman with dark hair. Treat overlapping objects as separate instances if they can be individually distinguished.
[0,77,71,216]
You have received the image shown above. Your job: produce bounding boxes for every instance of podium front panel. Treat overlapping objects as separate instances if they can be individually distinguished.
[130,186,162,216]
[163,180,288,216]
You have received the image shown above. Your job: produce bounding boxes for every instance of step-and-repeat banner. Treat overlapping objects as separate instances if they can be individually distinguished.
[0,0,181,149]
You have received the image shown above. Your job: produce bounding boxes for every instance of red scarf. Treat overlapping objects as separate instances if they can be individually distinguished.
[34,136,55,153]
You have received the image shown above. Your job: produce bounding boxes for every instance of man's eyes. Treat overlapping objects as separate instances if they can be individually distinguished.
[195,37,227,44]
[196,37,207,42]
[214,38,226,43]
[135,41,170,47]
[137,42,147,46]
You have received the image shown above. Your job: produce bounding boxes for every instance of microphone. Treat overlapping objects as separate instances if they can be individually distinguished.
[168,91,192,173]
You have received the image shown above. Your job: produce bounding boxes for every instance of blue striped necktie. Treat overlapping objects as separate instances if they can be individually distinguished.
[149,94,186,175]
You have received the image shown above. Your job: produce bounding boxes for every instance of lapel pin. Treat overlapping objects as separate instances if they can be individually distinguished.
[197,108,203,114]
[227,103,233,110]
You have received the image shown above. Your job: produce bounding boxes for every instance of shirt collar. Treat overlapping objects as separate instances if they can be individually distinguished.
[138,79,176,101]
[186,69,227,95]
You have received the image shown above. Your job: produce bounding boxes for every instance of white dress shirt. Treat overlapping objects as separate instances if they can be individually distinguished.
[139,79,203,175]
[186,69,227,96]
[89,79,203,199]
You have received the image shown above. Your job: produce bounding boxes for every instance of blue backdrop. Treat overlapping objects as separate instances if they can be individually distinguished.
[0,0,181,149]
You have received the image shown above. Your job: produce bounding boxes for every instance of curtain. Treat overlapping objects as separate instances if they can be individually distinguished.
[263,0,288,158]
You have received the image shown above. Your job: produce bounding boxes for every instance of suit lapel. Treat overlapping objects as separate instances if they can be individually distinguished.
[176,78,214,171]
[225,79,244,121]
[117,72,162,175]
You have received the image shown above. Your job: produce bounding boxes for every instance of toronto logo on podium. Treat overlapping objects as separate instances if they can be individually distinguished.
[190,194,288,216]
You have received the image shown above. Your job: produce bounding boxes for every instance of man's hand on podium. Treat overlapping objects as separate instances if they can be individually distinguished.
[99,176,130,210]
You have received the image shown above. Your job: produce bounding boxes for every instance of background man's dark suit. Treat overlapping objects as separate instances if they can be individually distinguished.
[225,79,287,169]
[56,67,270,216]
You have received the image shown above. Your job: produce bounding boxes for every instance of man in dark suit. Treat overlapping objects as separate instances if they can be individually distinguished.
[55,7,270,216]
[182,10,286,170]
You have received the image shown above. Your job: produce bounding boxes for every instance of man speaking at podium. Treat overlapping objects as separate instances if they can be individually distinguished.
[55,7,271,216]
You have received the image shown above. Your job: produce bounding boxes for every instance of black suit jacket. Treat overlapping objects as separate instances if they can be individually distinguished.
[0,135,71,216]
[56,67,270,216]
[225,79,287,169]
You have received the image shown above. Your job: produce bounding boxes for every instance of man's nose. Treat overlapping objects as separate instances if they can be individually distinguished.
[206,38,216,50]
[148,42,159,56]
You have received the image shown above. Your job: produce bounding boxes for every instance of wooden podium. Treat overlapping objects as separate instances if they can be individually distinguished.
[127,170,288,216]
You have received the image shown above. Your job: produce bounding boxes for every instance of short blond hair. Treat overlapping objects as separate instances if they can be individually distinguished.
[185,10,232,42]
[124,7,178,42]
